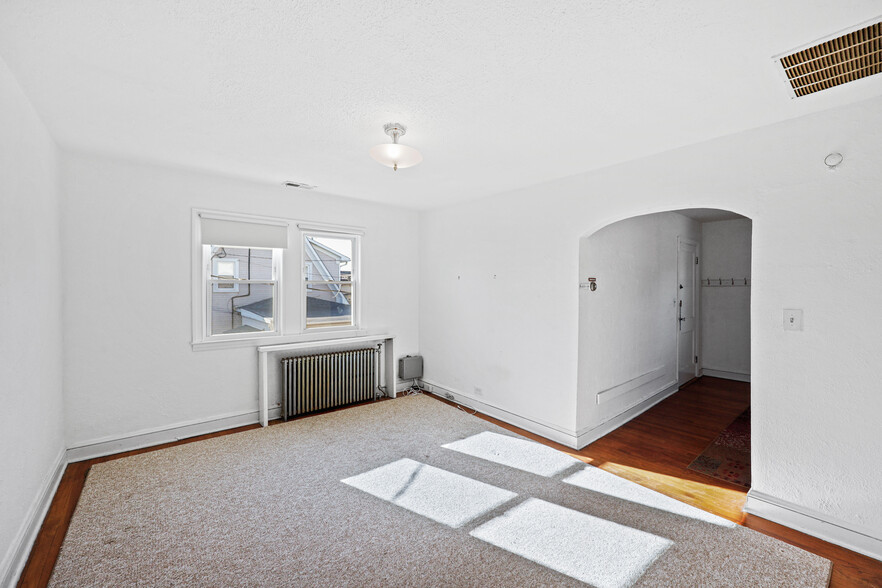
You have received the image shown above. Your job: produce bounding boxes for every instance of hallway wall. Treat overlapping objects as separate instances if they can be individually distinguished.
[577,212,700,441]
[700,219,752,380]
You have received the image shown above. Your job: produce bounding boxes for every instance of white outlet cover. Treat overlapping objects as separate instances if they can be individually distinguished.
[784,309,803,331]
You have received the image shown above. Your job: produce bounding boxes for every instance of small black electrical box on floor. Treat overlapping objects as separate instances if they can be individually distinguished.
[398,355,423,380]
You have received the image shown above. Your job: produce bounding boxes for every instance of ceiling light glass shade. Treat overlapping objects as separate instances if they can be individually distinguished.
[369,143,423,171]
[370,122,422,171]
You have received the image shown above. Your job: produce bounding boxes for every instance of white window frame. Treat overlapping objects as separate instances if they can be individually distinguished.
[192,211,367,350]
[192,210,286,346]
[301,228,361,333]
[204,245,281,340]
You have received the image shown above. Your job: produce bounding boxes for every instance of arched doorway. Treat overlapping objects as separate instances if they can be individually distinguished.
[577,207,752,488]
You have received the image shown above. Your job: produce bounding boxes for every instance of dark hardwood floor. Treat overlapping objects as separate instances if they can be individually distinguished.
[18,378,882,587]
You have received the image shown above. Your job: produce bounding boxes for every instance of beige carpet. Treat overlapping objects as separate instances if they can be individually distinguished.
[50,395,831,587]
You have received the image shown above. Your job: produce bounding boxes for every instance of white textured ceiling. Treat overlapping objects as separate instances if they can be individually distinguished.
[1,1,881,209]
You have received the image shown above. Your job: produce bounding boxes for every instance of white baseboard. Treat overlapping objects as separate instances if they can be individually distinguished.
[745,489,882,562]
[0,446,67,588]
[66,407,282,463]
[419,379,580,448]
[595,366,666,405]
[575,381,679,449]
[701,368,750,382]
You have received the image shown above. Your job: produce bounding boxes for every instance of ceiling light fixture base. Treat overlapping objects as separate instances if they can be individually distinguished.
[383,123,407,142]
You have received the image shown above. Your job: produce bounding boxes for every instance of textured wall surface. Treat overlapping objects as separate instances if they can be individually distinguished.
[0,56,65,582]
[60,153,421,446]
[700,219,752,376]
[577,212,700,433]
[420,94,882,536]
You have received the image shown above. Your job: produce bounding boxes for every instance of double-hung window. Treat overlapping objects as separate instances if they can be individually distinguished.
[302,231,359,330]
[193,212,365,347]
[197,213,287,342]
[207,246,277,336]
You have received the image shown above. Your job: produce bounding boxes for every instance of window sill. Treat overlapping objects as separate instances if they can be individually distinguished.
[191,329,368,352]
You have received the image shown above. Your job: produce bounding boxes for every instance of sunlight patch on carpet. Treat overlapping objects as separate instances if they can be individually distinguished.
[342,458,517,528]
[470,498,673,588]
[442,431,583,477]
[563,466,736,527]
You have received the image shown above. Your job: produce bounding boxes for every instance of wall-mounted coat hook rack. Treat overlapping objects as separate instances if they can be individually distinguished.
[702,277,751,287]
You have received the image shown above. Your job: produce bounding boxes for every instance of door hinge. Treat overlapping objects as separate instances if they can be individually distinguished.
[694,355,698,363]
[695,256,699,265]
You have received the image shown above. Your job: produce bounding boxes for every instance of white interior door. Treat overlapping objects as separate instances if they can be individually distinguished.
[677,239,698,386]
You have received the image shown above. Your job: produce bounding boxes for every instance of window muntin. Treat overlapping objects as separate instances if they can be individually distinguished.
[303,234,357,329]
[206,245,279,337]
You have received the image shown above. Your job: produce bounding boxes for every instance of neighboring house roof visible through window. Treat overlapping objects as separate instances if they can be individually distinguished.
[306,237,350,263]
[304,237,351,306]
[305,296,352,318]
[237,297,274,320]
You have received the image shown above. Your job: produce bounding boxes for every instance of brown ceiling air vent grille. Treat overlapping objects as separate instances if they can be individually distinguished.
[779,20,881,97]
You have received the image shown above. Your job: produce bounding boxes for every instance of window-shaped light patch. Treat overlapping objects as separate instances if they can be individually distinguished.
[471,498,672,588]
[563,466,735,527]
[341,459,516,528]
[442,431,582,477]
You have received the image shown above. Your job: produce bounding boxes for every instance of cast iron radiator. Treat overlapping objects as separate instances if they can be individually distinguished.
[280,346,379,419]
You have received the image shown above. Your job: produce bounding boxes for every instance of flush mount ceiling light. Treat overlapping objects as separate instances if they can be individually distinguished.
[369,123,423,171]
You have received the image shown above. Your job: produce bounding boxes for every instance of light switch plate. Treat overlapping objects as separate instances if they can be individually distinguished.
[784,309,803,331]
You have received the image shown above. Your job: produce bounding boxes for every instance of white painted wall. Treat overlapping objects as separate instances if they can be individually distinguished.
[0,57,65,584]
[420,94,882,542]
[577,212,699,438]
[700,219,752,378]
[419,195,581,440]
[60,152,420,448]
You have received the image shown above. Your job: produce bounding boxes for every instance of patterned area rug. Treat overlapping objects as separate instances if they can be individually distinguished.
[688,408,751,487]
